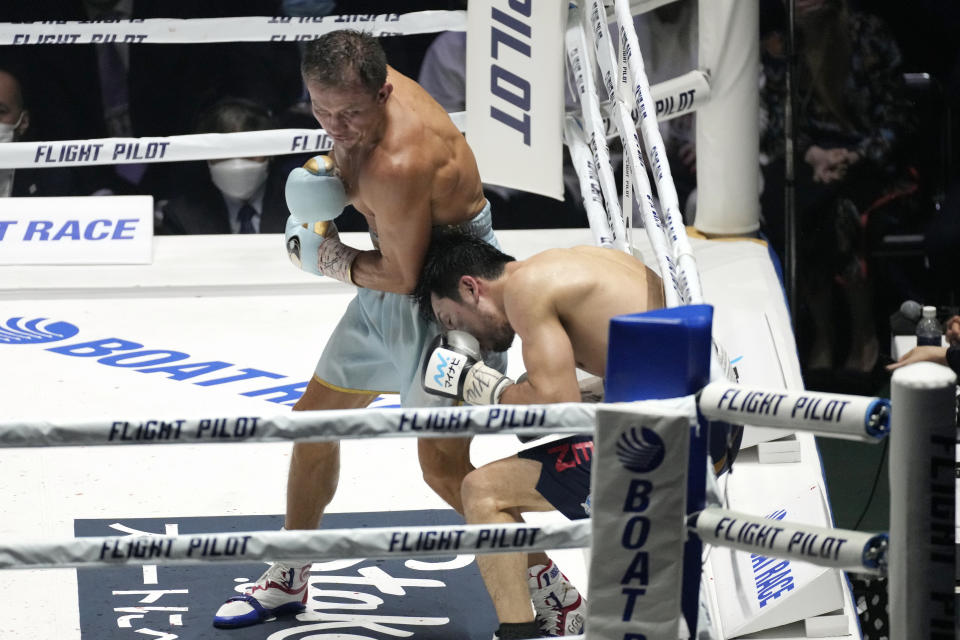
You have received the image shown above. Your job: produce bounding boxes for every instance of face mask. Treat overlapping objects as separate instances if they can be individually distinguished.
[209,159,269,201]
[0,111,25,144]
[282,0,336,17]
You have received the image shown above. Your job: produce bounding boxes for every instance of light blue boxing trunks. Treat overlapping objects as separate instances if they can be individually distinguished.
[313,202,506,406]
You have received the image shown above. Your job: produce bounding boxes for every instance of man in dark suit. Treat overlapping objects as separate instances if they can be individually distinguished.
[0,67,80,198]
[10,166,80,199]
[161,98,289,235]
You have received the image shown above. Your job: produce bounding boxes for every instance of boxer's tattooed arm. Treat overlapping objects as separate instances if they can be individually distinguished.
[316,224,360,285]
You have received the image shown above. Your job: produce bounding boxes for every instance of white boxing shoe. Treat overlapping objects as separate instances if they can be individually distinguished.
[212,562,311,628]
[528,560,586,636]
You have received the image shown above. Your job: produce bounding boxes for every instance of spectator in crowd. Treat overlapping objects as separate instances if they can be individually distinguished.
[417,31,471,114]
[160,98,288,234]
[759,0,916,374]
[0,67,79,198]
[887,314,960,376]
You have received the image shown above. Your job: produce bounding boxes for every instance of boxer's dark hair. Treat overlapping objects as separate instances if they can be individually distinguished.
[301,30,388,95]
[413,230,516,321]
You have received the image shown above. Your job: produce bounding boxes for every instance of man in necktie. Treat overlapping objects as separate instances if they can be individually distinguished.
[237,202,258,234]
[160,98,286,235]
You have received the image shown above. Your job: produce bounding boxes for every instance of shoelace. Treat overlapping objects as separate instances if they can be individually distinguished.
[260,563,296,590]
[534,588,566,634]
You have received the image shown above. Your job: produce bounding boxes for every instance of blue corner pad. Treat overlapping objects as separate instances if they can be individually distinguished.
[605,304,714,402]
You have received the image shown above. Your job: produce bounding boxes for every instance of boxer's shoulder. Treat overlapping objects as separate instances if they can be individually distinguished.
[503,267,556,328]
[504,259,558,296]
[359,143,436,196]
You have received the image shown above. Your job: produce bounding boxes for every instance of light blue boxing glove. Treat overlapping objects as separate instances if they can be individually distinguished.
[284,155,359,284]
[284,155,347,222]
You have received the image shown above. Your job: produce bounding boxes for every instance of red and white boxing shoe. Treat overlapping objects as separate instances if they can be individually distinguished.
[213,562,312,628]
[528,560,587,636]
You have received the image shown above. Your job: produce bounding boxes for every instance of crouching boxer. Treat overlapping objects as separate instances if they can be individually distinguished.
[414,232,741,639]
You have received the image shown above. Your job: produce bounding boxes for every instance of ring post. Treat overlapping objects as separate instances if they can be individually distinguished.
[590,304,713,638]
[694,0,761,236]
[889,362,956,638]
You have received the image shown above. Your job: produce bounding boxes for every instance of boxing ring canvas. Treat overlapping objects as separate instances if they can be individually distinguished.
[0,227,861,639]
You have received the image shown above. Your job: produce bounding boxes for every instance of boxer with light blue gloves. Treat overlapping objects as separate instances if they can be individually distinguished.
[283,154,357,283]
[214,30,581,632]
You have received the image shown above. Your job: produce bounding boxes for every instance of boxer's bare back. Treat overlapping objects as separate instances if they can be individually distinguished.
[503,246,665,376]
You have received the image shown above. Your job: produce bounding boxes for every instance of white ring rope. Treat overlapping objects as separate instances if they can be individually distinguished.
[564,4,679,305]
[0,520,590,570]
[0,402,594,448]
[0,11,465,45]
[690,508,887,573]
[564,0,707,305]
[0,69,704,171]
[0,129,328,170]
[0,504,887,575]
[564,5,628,252]
[698,383,891,442]
[0,386,888,448]
[0,386,899,603]
[603,3,691,304]
[0,112,467,170]
[599,69,710,127]
[564,116,616,248]
[613,0,703,304]
[614,92,685,306]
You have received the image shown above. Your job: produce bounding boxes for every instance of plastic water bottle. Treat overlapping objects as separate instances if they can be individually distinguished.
[915,306,943,346]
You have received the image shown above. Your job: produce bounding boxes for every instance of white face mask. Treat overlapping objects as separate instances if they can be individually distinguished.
[0,111,25,144]
[208,158,269,201]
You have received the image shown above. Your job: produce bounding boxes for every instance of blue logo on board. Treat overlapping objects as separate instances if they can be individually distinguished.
[0,315,399,408]
[616,426,665,472]
[0,317,79,344]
